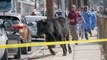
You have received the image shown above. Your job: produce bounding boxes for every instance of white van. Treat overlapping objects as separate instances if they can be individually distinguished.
[25,16,47,39]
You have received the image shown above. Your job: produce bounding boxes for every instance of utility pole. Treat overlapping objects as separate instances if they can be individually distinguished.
[61,0,65,18]
[46,0,54,19]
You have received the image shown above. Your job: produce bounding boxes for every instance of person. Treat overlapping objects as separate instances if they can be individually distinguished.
[81,6,92,40]
[90,8,97,30]
[77,7,85,39]
[68,5,84,45]
[31,9,37,15]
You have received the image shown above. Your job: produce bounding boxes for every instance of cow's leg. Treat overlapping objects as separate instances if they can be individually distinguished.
[46,34,56,55]
[68,44,72,53]
[57,34,67,56]
[66,34,72,53]
[64,44,67,52]
[59,34,67,56]
[64,38,67,53]
[60,44,67,56]
[48,45,56,55]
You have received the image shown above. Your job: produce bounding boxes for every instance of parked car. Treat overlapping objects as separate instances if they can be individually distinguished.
[0,13,32,59]
[54,10,68,17]
[39,10,47,16]
[25,16,47,38]
[31,11,43,16]
[0,19,8,60]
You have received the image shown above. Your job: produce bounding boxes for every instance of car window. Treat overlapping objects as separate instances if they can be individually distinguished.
[34,12,42,16]
[3,21,13,31]
[4,21,12,27]
[55,11,68,17]
[21,17,27,24]
[12,20,19,24]
[0,16,20,31]
[0,16,20,24]
[0,19,4,26]
[27,22,33,26]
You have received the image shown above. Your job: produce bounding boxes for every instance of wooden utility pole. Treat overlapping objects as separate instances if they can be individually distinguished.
[46,0,54,19]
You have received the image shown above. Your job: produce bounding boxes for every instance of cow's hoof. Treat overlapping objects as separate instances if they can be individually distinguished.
[69,50,72,54]
[52,52,56,55]
[52,51,58,55]
[75,43,78,45]
[63,54,67,56]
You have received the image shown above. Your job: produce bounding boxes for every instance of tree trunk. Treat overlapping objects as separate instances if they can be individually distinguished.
[68,0,73,11]
[57,0,61,9]
[68,0,79,11]
[35,0,37,8]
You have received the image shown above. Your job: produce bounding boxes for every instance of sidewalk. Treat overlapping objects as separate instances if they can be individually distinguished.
[28,28,102,60]
[29,42,101,60]
[72,43,101,60]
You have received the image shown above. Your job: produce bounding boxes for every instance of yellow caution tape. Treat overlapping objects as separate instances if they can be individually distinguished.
[0,38,107,48]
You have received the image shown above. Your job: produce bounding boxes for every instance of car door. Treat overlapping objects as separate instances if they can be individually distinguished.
[0,28,8,59]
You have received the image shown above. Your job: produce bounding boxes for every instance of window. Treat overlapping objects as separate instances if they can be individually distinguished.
[12,20,19,24]
[21,17,27,24]
[0,0,11,11]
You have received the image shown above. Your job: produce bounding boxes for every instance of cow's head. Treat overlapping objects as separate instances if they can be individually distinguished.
[36,20,46,36]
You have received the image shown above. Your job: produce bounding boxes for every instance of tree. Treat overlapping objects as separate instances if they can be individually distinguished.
[35,0,37,8]
[83,0,90,7]
[55,0,61,9]
[55,0,69,10]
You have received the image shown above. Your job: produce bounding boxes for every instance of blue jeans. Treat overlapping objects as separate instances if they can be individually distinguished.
[84,28,91,40]
[84,29,88,40]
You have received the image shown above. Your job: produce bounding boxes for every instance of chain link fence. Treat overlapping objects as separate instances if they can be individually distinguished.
[98,16,107,60]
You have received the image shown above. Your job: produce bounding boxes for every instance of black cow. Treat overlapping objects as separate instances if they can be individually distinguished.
[36,17,72,56]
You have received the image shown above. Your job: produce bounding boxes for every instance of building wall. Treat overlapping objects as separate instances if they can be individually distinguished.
[15,1,35,15]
